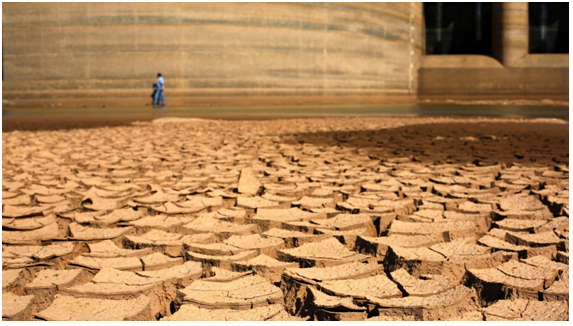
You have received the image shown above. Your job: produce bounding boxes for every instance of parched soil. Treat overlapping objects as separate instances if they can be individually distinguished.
[2,116,569,321]
[2,114,157,132]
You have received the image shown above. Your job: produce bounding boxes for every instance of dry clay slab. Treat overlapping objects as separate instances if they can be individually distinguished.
[276,238,374,267]
[281,261,384,316]
[163,304,299,321]
[177,274,283,310]
[371,285,479,321]
[482,298,569,321]
[2,292,35,321]
[34,295,153,321]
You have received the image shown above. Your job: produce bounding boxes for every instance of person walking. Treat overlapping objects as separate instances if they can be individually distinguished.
[153,73,166,107]
[151,83,158,104]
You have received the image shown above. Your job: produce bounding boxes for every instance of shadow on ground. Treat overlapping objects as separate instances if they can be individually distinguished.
[283,122,569,167]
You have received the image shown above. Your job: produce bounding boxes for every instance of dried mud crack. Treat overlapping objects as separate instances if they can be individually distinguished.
[2,116,569,321]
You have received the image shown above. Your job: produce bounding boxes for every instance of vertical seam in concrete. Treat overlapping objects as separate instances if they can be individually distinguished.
[86,6,91,85]
[179,4,183,89]
[298,16,301,82]
[323,7,327,96]
[408,2,414,95]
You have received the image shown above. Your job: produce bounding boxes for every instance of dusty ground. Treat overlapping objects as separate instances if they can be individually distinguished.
[2,114,158,132]
[2,116,569,321]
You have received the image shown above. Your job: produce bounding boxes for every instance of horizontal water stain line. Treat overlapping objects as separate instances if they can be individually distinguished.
[3,16,405,42]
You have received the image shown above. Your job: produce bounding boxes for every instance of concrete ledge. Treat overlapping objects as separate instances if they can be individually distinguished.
[418,67,568,101]
[421,53,569,70]
[421,55,504,69]
[514,54,569,68]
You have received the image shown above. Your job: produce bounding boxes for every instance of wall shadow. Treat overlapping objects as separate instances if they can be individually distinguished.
[282,122,569,167]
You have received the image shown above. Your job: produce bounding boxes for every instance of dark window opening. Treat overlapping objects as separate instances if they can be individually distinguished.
[424,2,492,55]
[529,2,569,54]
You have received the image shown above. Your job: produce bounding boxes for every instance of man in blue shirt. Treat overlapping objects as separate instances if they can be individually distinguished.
[153,73,166,107]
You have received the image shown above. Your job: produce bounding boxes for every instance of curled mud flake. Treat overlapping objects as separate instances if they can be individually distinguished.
[262,228,331,248]
[2,292,35,321]
[355,234,443,261]
[2,194,33,206]
[237,167,262,196]
[390,268,457,297]
[162,304,287,321]
[68,256,143,272]
[82,196,126,211]
[133,190,180,205]
[34,295,152,321]
[224,234,285,257]
[292,196,335,209]
[236,196,280,209]
[231,254,298,283]
[2,269,25,292]
[135,261,202,285]
[68,222,133,241]
[318,274,402,300]
[183,216,257,236]
[2,204,53,219]
[276,238,374,267]
[141,252,184,271]
[2,222,62,245]
[178,274,283,309]
[542,269,569,301]
[482,299,569,321]
[86,240,152,258]
[2,214,58,231]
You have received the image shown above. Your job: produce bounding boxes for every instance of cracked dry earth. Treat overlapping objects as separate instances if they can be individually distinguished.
[2,116,569,321]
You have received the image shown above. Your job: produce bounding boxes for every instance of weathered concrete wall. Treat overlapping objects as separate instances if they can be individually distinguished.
[2,2,423,105]
[418,2,568,102]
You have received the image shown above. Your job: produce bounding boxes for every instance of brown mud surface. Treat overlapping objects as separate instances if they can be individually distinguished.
[2,116,569,321]
[2,114,157,132]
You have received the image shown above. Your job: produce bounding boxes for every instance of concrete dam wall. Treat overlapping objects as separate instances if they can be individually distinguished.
[2,2,423,106]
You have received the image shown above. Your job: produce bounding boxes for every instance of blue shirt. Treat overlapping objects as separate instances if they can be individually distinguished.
[157,76,164,90]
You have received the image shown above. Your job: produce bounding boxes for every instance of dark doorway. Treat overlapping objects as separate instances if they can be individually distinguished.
[424,2,493,55]
[529,2,569,54]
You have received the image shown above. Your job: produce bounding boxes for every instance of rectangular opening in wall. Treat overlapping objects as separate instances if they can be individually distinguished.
[529,2,569,54]
[424,2,492,55]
